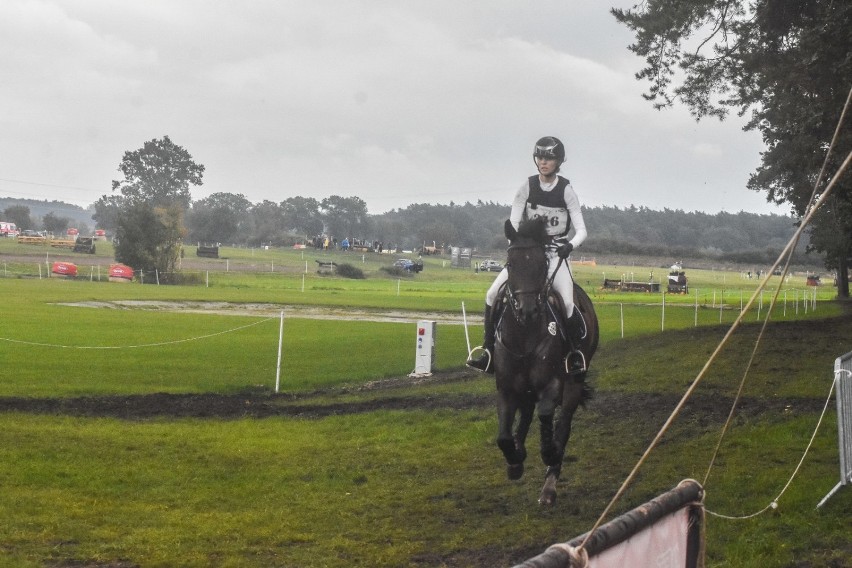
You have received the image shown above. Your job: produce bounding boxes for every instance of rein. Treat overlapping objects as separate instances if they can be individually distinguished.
[503,244,564,328]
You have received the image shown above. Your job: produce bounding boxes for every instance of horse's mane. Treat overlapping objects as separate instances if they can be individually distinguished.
[515,217,549,245]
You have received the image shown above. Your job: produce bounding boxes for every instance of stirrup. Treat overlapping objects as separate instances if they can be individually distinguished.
[564,350,586,376]
[466,346,493,373]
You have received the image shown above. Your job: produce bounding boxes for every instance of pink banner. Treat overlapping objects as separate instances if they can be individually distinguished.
[590,507,689,568]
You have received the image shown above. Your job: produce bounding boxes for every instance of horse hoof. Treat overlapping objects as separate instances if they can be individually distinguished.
[507,463,524,480]
[538,490,556,506]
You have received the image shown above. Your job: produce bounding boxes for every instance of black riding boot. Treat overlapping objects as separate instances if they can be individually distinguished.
[466,307,495,373]
[564,310,587,376]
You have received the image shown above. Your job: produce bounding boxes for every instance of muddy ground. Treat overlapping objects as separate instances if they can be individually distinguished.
[0,368,823,421]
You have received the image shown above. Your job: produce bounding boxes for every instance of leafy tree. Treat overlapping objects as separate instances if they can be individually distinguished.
[92,195,124,233]
[114,203,185,277]
[109,136,204,277]
[613,0,852,296]
[281,196,323,236]
[3,205,33,230]
[248,200,287,246]
[320,195,370,240]
[187,192,252,244]
[112,136,205,209]
[41,212,71,236]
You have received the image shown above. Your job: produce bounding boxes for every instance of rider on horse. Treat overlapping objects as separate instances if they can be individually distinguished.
[467,136,588,375]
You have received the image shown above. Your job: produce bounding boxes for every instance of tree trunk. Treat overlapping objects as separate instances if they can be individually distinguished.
[838,252,850,299]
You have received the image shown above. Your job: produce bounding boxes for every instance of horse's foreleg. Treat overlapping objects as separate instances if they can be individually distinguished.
[507,397,534,480]
[496,391,527,480]
[538,413,560,506]
[540,381,586,506]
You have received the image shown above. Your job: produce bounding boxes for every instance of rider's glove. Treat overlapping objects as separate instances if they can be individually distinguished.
[557,242,573,259]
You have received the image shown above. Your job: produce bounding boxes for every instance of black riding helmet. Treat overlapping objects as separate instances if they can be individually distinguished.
[533,136,565,163]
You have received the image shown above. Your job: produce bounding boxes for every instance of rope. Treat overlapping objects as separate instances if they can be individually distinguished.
[702,83,852,488]
[546,543,589,567]
[0,317,276,349]
[578,144,852,552]
[705,375,839,519]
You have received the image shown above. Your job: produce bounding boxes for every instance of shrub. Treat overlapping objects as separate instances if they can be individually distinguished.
[379,265,411,278]
[335,263,365,279]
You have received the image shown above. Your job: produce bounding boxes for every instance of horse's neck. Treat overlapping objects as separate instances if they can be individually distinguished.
[499,310,548,352]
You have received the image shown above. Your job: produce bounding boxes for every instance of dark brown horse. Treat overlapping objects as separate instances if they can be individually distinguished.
[494,218,598,505]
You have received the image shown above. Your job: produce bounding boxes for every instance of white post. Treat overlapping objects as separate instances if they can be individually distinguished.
[694,289,698,327]
[784,290,787,317]
[462,302,471,355]
[620,303,624,338]
[275,311,284,393]
[301,274,305,292]
[156,269,160,285]
[206,271,209,288]
[661,292,665,331]
[226,259,229,272]
[305,261,308,274]
[38,264,42,279]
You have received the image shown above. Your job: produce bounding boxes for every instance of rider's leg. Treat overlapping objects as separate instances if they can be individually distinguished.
[466,269,506,373]
[551,261,586,374]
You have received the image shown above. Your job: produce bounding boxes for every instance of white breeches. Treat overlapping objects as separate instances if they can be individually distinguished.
[485,253,575,318]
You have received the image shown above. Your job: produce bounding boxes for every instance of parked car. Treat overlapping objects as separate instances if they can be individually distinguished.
[479,259,504,272]
[393,258,424,273]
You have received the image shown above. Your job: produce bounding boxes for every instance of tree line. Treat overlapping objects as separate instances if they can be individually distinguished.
[3,187,810,267]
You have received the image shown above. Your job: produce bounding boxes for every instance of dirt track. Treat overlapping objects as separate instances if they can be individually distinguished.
[0,368,825,421]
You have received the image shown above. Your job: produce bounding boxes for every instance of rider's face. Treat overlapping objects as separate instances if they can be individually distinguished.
[535,156,558,177]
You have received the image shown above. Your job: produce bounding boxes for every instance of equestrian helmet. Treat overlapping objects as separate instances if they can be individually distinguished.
[533,136,565,163]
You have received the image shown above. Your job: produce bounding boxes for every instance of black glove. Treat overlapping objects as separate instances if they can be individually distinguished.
[557,242,573,259]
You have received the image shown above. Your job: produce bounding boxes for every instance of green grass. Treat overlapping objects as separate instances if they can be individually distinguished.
[1,246,851,567]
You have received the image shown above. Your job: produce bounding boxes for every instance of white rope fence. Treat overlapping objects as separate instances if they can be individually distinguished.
[0,317,276,349]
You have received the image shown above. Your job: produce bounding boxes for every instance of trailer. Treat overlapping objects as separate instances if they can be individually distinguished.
[73,237,96,254]
[667,270,689,293]
[602,278,660,293]
[196,244,219,258]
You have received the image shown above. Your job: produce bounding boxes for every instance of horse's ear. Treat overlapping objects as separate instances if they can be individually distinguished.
[504,219,517,241]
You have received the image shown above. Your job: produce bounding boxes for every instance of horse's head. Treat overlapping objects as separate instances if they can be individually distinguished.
[504,218,549,325]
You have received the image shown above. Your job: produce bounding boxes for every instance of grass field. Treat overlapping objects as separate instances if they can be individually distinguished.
[1,241,850,567]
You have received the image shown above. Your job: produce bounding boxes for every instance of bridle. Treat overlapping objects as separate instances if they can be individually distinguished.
[504,241,563,325]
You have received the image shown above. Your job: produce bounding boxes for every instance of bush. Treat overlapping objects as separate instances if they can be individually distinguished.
[379,265,411,278]
[335,263,365,279]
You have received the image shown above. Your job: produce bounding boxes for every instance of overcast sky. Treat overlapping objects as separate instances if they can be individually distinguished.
[1,0,792,216]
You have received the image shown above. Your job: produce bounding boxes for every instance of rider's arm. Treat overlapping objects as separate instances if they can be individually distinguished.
[565,185,587,248]
[509,182,530,230]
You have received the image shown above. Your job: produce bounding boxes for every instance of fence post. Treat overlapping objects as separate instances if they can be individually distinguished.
[275,311,284,393]
[694,289,698,327]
